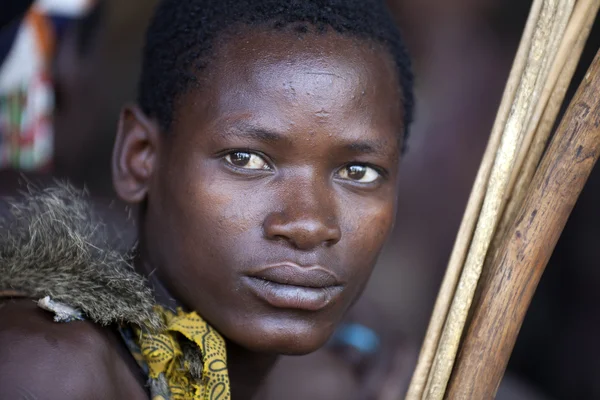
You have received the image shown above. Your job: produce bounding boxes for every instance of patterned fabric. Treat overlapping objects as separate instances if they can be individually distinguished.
[0,0,94,171]
[25,294,230,400]
[127,306,231,400]
[0,8,55,170]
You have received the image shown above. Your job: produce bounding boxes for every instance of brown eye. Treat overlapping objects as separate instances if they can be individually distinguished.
[228,151,251,166]
[225,151,270,170]
[338,164,380,183]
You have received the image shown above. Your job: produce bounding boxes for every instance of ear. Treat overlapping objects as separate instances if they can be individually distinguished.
[112,105,161,204]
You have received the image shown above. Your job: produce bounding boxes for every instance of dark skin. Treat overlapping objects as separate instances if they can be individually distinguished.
[0,28,404,399]
[0,298,148,399]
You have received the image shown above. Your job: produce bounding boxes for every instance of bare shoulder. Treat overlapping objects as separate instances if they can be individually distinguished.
[0,299,147,400]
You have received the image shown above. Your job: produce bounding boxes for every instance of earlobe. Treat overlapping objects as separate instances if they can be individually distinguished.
[112,105,160,204]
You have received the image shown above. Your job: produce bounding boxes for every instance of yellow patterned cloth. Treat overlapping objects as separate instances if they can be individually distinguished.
[131,306,231,400]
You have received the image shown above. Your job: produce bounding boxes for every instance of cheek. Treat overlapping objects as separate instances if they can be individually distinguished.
[174,171,262,248]
[343,200,395,265]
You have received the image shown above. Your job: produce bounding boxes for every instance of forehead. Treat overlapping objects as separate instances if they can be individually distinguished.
[173,28,404,148]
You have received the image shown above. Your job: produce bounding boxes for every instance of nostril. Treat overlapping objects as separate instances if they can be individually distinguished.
[263,212,286,240]
[325,227,342,246]
[263,211,341,250]
[271,234,289,243]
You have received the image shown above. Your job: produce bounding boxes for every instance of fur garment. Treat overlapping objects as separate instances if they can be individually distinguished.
[0,184,213,383]
[0,183,162,330]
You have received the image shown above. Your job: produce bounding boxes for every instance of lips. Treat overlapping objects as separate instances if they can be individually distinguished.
[245,263,343,311]
[251,263,340,288]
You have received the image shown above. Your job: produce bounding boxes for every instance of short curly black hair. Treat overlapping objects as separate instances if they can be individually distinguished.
[139,0,414,139]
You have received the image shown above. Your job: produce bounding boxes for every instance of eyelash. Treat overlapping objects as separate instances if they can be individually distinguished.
[222,150,273,171]
[221,150,386,183]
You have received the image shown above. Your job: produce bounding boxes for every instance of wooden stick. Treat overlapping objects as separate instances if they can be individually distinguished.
[421,2,574,398]
[404,2,544,396]
[445,47,600,400]
[494,0,600,250]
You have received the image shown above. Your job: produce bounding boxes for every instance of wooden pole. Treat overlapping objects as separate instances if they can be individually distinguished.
[421,2,575,398]
[406,1,600,397]
[494,0,600,253]
[405,2,545,396]
[445,47,600,400]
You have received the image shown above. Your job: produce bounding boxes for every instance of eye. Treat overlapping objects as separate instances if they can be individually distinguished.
[224,151,270,170]
[338,164,381,183]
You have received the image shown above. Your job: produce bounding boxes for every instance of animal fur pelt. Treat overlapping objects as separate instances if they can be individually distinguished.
[0,183,214,383]
[0,183,162,331]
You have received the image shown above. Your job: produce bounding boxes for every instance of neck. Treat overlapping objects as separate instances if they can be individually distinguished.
[227,341,278,399]
[133,251,278,398]
[134,248,179,311]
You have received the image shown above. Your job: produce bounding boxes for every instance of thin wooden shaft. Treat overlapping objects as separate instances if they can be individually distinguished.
[503,0,575,196]
[404,2,544,396]
[494,0,600,252]
[446,47,600,400]
[423,2,571,398]
[507,0,596,195]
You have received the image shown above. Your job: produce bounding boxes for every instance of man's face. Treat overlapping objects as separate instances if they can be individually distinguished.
[116,28,405,354]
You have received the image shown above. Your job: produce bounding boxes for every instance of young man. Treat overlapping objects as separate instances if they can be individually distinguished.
[0,0,413,398]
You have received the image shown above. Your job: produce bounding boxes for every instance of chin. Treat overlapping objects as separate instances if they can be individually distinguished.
[227,316,338,355]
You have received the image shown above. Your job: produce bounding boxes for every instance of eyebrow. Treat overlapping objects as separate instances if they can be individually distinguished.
[343,140,390,155]
[221,123,393,156]
[220,125,283,144]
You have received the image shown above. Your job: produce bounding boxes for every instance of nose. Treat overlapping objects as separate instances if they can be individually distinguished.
[263,181,341,250]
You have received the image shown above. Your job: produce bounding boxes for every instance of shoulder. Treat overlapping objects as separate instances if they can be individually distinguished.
[0,298,147,399]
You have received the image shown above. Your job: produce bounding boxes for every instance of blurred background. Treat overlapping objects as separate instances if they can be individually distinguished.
[1,1,598,399]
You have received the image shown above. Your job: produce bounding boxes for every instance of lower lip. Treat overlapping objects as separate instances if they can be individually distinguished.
[244,277,343,311]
